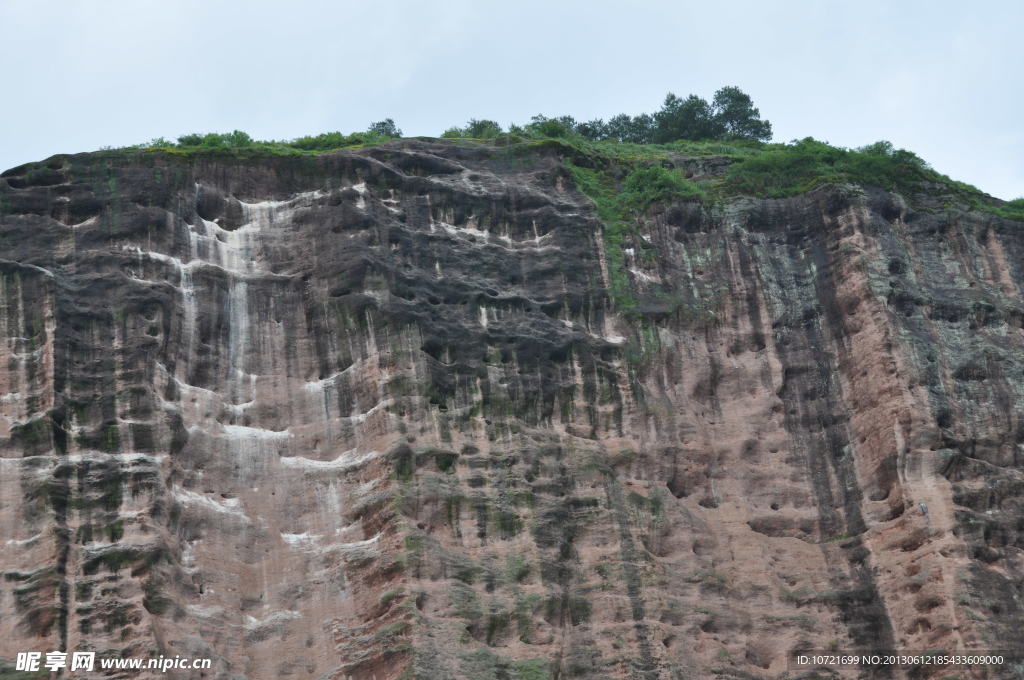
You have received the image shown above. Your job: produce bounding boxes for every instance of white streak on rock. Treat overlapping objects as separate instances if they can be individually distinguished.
[244,610,300,630]
[222,424,292,440]
[279,449,379,470]
[174,489,248,518]
[338,532,383,550]
[281,532,320,547]
[187,605,225,618]
[5,532,43,547]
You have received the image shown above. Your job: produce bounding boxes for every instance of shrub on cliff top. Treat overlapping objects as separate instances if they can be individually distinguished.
[289,130,390,150]
[620,165,707,210]
[723,137,933,197]
[160,120,403,154]
[367,118,402,138]
[442,119,504,139]
[175,130,254,148]
[990,198,1024,221]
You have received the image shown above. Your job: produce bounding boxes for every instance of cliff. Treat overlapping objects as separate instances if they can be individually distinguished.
[1,139,1022,679]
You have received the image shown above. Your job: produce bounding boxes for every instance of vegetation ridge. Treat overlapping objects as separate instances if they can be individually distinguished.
[11,86,1020,222]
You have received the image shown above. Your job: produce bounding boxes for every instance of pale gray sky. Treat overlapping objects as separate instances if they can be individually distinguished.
[2,0,1021,199]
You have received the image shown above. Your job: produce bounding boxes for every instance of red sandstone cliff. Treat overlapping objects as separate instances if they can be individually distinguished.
[1,140,1022,679]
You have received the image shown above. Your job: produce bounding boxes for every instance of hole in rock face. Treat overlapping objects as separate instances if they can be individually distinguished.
[6,167,65,188]
[691,538,713,556]
[666,473,689,499]
[953,363,988,382]
[868,488,891,502]
[52,196,104,225]
[195,185,226,222]
[900,528,929,552]
[770,503,780,511]
[915,595,944,612]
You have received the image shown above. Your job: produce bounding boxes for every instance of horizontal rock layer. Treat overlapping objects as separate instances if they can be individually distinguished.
[1,141,1022,679]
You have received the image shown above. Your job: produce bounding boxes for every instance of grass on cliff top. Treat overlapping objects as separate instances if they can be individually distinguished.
[129,129,399,158]
[116,128,1022,221]
[719,138,1024,218]
[126,127,765,164]
[553,135,1024,220]
[723,138,930,197]
[534,135,1016,207]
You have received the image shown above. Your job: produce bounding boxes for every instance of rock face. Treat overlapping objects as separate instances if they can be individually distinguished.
[1,140,1023,679]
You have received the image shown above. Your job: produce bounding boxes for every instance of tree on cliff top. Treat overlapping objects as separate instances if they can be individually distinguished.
[441,119,504,138]
[368,118,402,137]
[711,86,772,141]
[651,93,721,143]
[521,86,772,144]
[647,86,771,143]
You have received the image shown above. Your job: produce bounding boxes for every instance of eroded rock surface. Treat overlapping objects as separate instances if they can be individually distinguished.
[1,141,1022,679]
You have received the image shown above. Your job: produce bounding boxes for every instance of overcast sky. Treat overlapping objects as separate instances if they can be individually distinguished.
[2,0,1021,199]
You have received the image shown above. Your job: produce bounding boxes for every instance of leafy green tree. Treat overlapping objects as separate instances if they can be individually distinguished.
[603,114,632,142]
[629,114,656,143]
[465,119,503,138]
[222,130,254,147]
[604,113,654,143]
[174,130,254,148]
[441,119,504,138]
[525,115,576,138]
[291,131,367,150]
[711,86,771,141]
[176,133,204,146]
[368,118,402,137]
[574,119,608,141]
[652,93,722,143]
